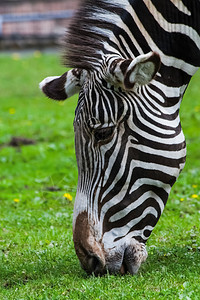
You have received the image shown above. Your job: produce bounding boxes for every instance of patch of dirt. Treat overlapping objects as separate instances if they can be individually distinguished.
[8,136,36,147]
[45,186,61,192]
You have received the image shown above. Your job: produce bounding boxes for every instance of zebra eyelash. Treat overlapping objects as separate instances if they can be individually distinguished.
[86,118,116,143]
[93,126,116,143]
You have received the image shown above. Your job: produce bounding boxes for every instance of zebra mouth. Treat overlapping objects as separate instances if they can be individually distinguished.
[87,255,106,276]
[105,243,147,276]
[79,242,148,276]
[73,212,147,276]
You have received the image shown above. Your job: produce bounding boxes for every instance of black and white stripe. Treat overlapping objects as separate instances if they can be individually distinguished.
[41,0,200,274]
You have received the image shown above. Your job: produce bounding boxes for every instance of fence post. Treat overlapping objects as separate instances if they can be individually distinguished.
[0,15,3,36]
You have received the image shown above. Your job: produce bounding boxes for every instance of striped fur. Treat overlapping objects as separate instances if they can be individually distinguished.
[40,0,200,275]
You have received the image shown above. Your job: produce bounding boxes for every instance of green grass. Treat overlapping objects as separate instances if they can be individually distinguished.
[0,52,200,299]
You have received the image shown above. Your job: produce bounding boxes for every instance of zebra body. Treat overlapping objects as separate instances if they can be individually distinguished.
[40,0,200,275]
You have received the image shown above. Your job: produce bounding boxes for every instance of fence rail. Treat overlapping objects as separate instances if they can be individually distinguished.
[0,10,74,36]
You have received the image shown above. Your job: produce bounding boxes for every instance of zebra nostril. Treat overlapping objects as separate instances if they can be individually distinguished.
[121,242,148,275]
[120,261,128,275]
[88,255,105,276]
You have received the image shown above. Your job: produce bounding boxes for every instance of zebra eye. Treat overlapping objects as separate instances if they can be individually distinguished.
[94,126,115,142]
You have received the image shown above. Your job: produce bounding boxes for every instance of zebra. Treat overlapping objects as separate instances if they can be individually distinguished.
[40,0,200,275]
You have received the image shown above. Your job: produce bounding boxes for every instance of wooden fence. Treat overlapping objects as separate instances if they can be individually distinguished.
[0,0,79,49]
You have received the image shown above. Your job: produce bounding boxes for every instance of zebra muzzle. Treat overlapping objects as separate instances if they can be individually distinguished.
[105,240,148,275]
[73,212,148,276]
[87,254,106,276]
[121,243,148,275]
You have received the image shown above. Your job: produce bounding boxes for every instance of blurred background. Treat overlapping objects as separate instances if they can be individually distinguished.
[0,2,200,297]
[0,0,79,51]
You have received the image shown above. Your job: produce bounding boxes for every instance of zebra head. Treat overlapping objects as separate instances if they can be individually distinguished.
[40,51,164,275]
[39,0,200,276]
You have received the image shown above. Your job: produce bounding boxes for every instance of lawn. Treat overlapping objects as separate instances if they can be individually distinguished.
[0,52,200,299]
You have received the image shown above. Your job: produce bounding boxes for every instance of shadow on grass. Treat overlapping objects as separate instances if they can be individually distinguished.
[1,245,200,290]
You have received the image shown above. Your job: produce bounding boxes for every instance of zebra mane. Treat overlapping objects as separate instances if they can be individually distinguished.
[64,0,125,70]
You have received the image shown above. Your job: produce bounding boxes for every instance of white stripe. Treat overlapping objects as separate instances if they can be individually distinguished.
[129,159,181,178]
[109,18,145,58]
[169,0,191,16]
[130,178,171,194]
[102,0,129,8]
[141,85,182,117]
[144,1,199,49]
[103,225,154,248]
[128,118,185,144]
[126,225,155,241]
[133,101,176,135]
[130,142,186,160]
[90,10,122,24]
[103,207,158,241]
[109,191,164,222]
[129,89,162,116]
[120,35,143,59]
[150,80,182,99]
[129,6,198,75]
[99,151,174,225]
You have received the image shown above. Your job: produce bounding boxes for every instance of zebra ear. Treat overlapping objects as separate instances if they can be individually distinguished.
[39,68,85,100]
[106,52,161,91]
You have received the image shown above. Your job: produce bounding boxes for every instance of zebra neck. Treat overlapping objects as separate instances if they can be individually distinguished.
[64,0,200,80]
